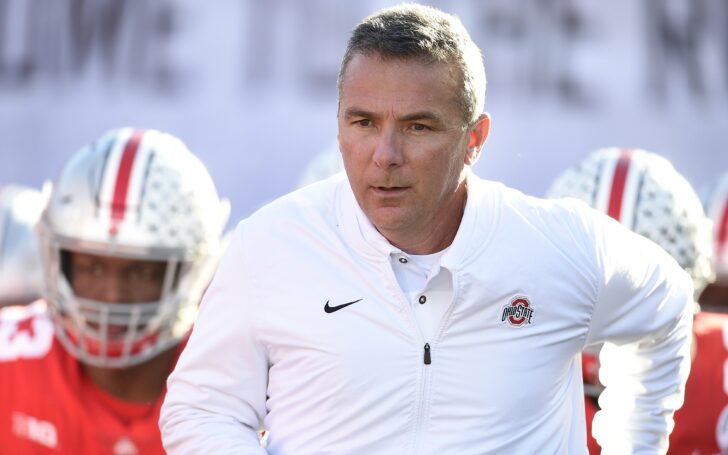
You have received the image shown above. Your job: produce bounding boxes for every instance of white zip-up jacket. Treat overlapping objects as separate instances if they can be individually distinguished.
[160,173,693,455]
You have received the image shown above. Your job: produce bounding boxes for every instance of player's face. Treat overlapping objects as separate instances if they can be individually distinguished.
[699,281,728,313]
[67,251,167,304]
[338,53,488,248]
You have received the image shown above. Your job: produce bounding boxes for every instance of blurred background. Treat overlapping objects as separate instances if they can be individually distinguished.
[1,0,726,225]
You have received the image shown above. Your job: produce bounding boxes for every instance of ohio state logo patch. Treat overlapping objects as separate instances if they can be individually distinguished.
[500,296,534,327]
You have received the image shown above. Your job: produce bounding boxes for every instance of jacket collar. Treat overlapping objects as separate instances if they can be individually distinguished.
[336,172,500,268]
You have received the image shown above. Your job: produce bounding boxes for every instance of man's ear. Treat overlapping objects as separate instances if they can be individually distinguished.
[465,113,491,166]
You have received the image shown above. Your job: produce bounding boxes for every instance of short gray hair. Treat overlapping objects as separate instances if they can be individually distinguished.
[337,3,486,125]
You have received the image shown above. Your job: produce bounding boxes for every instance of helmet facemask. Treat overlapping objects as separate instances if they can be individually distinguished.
[39,229,217,368]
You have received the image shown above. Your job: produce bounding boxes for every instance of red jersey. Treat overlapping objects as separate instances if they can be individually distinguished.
[669,311,728,455]
[0,301,179,455]
[585,395,601,454]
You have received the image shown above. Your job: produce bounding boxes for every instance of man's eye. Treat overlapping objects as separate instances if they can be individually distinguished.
[412,123,430,131]
[79,263,105,277]
[355,119,372,127]
[129,266,163,282]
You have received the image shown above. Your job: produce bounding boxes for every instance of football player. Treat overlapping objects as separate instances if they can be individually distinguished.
[668,171,728,454]
[698,173,728,313]
[0,128,229,454]
[0,184,44,307]
[547,148,714,454]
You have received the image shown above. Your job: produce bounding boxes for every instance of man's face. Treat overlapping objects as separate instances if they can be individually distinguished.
[338,54,487,246]
[67,251,167,304]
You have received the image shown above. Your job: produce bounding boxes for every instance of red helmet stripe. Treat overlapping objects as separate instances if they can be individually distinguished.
[110,130,144,230]
[607,150,632,221]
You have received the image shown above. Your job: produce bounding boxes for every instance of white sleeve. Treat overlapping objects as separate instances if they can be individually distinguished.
[584,212,694,454]
[160,223,269,454]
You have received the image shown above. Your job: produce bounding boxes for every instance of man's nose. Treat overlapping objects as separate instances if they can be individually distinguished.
[98,273,128,303]
[372,127,404,168]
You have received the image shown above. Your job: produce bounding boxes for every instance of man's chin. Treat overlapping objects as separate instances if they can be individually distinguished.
[366,207,411,233]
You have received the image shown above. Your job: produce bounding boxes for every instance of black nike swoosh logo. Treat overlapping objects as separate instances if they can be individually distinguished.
[324,299,362,313]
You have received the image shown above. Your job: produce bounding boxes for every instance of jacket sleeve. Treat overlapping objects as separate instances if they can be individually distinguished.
[160,222,269,454]
[583,211,694,455]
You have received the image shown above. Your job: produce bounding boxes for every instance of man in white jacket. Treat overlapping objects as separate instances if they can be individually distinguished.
[160,4,694,454]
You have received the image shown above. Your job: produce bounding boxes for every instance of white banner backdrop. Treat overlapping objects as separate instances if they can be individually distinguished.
[1,0,726,225]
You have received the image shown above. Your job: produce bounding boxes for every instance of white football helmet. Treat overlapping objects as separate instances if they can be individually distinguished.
[702,173,728,281]
[37,128,230,368]
[547,148,714,300]
[297,142,345,189]
[701,172,728,281]
[0,185,44,306]
[700,173,728,312]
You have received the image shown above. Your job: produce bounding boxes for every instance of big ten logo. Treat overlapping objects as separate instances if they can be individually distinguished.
[12,412,57,448]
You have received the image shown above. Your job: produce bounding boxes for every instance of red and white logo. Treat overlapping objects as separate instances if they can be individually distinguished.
[500,296,535,327]
[12,412,57,448]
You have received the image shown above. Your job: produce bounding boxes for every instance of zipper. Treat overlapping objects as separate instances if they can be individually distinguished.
[381,257,447,454]
[412,346,433,455]
[413,271,460,453]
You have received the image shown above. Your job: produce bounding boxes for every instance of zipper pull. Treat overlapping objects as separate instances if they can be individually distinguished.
[423,343,431,365]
